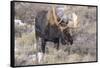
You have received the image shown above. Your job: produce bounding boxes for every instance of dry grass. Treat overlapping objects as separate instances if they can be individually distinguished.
[14,3,97,66]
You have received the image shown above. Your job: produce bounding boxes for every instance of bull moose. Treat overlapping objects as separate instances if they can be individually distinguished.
[35,6,79,53]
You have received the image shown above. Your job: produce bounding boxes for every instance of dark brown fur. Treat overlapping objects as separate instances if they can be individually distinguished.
[35,10,73,53]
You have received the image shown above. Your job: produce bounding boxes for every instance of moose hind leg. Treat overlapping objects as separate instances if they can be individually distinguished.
[41,39,46,53]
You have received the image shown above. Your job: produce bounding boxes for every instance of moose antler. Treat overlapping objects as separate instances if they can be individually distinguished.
[52,5,59,25]
[52,5,68,26]
[67,13,79,29]
[52,5,79,32]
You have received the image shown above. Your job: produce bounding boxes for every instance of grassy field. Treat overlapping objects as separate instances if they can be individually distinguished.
[14,2,97,66]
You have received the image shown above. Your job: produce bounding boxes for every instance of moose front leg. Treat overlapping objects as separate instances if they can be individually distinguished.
[67,32,73,45]
[56,42,59,50]
[54,39,59,50]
